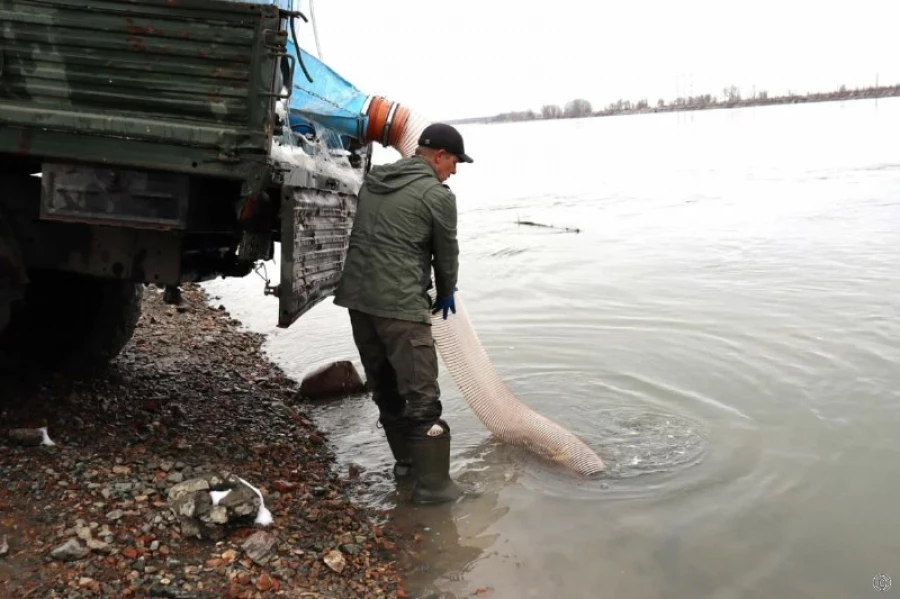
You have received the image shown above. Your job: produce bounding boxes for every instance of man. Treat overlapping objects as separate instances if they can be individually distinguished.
[333,122,473,505]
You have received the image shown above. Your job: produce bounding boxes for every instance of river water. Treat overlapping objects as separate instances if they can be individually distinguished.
[204,98,900,598]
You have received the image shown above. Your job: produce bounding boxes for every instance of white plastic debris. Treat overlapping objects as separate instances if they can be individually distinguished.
[269,140,362,192]
[209,489,232,506]
[39,426,56,446]
[270,141,313,169]
[274,87,289,120]
[237,476,273,526]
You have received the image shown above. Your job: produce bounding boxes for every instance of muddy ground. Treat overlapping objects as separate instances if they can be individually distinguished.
[0,284,424,599]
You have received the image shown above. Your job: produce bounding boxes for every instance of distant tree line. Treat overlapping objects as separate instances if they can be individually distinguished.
[476,83,900,125]
[492,98,593,123]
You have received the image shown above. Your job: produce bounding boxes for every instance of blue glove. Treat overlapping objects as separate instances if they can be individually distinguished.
[432,288,458,320]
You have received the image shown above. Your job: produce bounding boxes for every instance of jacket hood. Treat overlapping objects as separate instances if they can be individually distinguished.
[363,156,437,194]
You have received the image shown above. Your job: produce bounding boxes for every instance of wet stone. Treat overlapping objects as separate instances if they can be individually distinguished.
[217,483,259,517]
[50,539,89,562]
[173,491,212,519]
[167,479,210,502]
[149,582,198,598]
[298,360,365,399]
[87,539,111,553]
[241,531,277,566]
[199,505,228,525]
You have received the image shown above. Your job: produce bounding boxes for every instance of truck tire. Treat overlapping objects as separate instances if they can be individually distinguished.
[0,270,143,372]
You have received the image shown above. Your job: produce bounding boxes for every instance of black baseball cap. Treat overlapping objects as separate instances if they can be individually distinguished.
[417,123,474,163]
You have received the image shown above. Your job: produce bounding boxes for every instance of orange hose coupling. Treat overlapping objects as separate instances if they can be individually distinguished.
[361,96,411,148]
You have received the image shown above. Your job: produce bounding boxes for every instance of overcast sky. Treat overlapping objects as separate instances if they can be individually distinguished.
[295,0,900,121]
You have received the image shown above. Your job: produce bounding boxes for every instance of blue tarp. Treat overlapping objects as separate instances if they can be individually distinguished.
[285,39,368,141]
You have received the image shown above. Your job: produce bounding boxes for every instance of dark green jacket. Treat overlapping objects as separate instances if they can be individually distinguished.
[333,155,459,323]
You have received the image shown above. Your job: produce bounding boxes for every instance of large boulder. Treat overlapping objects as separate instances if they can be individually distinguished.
[298,360,365,399]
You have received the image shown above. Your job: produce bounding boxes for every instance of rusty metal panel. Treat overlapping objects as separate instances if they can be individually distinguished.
[18,220,184,282]
[40,162,189,229]
[0,0,284,179]
[3,172,182,283]
[278,178,357,328]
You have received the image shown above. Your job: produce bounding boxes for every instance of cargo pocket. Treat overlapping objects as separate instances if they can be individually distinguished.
[409,336,438,381]
[402,335,441,422]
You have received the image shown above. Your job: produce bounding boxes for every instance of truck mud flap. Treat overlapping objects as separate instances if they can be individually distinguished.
[278,171,358,328]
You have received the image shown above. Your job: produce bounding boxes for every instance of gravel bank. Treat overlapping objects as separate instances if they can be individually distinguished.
[0,284,414,598]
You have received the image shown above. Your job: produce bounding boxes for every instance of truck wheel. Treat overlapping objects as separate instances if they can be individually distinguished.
[0,270,143,372]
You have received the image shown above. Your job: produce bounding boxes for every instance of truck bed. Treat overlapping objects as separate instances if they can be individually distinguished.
[0,0,285,179]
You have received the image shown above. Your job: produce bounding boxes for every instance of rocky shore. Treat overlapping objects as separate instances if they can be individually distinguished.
[0,284,414,598]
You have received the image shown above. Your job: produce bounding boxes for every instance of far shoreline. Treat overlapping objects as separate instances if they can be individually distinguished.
[449,84,900,126]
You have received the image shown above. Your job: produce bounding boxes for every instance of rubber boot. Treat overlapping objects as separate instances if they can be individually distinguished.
[408,421,464,505]
[379,416,413,479]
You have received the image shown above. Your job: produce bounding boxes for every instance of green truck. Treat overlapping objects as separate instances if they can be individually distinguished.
[0,0,371,370]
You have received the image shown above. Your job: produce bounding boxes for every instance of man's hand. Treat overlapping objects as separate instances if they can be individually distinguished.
[432,288,458,320]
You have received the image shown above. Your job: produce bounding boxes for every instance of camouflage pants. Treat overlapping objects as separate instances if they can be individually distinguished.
[348,309,442,432]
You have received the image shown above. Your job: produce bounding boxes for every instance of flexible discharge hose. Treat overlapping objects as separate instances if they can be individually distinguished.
[428,291,606,476]
[363,108,606,476]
